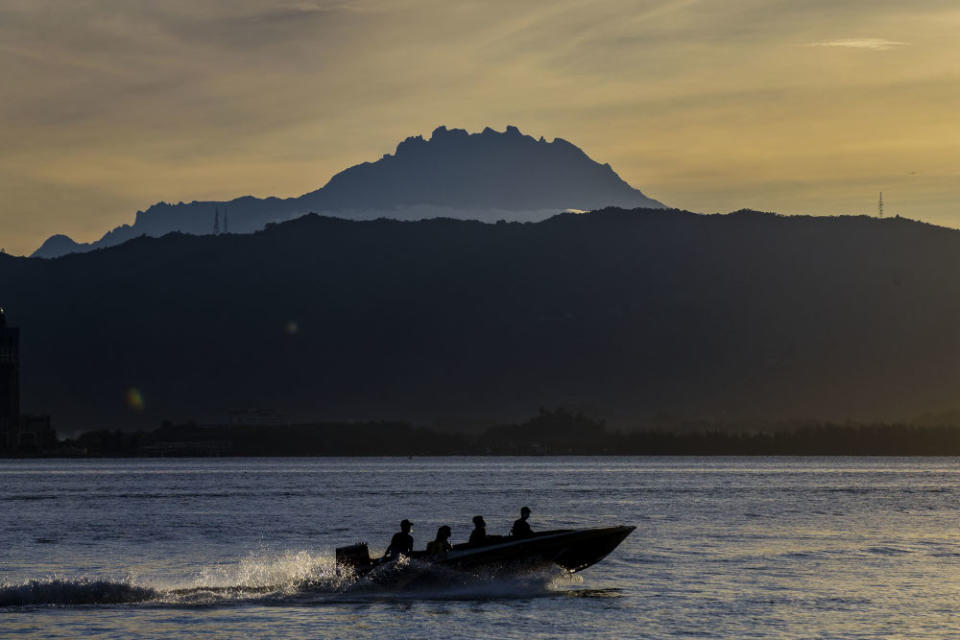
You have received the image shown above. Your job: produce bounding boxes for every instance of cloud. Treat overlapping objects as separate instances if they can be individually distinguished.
[807,38,908,51]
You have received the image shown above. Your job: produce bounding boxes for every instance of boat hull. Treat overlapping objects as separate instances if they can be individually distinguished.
[436,526,635,573]
[337,525,635,578]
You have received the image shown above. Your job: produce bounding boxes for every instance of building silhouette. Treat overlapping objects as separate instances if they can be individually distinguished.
[0,309,56,453]
[0,308,20,451]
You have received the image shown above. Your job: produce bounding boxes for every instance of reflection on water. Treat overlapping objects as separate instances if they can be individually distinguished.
[1,457,959,639]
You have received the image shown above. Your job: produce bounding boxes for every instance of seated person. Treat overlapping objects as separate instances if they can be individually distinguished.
[383,519,414,560]
[468,515,487,546]
[511,506,533,538]
[426,525,452,557]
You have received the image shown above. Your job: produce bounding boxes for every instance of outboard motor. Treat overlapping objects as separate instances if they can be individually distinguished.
[336,542,372,574]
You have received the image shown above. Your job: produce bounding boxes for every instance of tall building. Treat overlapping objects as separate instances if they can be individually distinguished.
[0,308,20,451]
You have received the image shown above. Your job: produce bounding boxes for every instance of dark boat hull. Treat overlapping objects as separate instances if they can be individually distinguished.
[435,526,635,573]
[337,526,635,578]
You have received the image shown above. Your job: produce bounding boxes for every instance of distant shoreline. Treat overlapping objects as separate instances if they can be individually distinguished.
[6,410,960,458]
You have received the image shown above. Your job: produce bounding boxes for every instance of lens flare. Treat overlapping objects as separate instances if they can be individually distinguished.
[126,387,144,411]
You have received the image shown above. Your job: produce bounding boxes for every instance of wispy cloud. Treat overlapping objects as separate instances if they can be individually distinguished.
[807,38,908,51]
[1,0,958,255]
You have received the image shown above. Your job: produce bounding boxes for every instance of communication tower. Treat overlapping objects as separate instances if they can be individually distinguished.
[878,192,884,218]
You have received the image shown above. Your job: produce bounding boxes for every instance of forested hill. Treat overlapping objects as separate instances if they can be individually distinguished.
[4,208,959,431]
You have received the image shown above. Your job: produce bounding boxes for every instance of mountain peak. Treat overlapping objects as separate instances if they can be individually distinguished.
[32,125,666,258]
[31,234,84,259]
[430,125,468,140]
[313,124,663,212]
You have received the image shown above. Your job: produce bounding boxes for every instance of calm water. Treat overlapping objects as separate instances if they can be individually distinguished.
[1,457,958,639]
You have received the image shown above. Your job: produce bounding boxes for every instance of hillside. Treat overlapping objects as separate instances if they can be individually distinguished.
[5,208,959,430]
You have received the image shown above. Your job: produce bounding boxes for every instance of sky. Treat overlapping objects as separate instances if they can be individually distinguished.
[1,0,958,256]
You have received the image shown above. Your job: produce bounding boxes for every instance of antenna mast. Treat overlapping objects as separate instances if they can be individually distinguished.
[878,192,884,218]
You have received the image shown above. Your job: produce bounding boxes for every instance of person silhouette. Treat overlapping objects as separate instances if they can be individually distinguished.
[511,506,533,538]
[426,525,452,557]
[469,515,487,545]
[384,519,414,560]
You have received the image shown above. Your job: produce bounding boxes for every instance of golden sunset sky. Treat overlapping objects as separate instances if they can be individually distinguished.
[2,0,958,255]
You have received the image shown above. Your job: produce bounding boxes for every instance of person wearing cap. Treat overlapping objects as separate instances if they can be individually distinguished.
[511,506,533,538]
[426,525,453,557]
[468,515,488,546]
[384,519,414,560]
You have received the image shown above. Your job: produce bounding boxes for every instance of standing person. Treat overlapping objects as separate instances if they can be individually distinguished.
[469,515,487,545]
[426,525,452,557]
[511,506,533,538]
[383,519,414,560]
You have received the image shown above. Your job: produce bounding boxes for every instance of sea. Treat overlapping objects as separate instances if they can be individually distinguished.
[1,457,958,639]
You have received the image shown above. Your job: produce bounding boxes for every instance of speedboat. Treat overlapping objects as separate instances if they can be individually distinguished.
[336,526,635,577]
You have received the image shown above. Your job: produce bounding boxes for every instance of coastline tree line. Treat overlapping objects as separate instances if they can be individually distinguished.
[24,408,960,457]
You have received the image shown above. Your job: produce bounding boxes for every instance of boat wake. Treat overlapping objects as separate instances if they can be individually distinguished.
[0,549,587,608]
[0,578,158,607]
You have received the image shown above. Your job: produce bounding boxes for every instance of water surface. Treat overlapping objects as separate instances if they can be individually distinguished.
[2,457,958,639]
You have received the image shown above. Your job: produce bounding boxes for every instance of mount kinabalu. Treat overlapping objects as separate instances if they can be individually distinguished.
[32,125,665,258]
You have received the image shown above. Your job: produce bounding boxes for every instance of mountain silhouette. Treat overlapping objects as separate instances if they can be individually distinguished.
[31,125,664,258]
[5,208,959,431]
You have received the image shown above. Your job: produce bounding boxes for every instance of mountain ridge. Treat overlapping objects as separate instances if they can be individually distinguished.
[31,125,664,258]
[6,207,959,431]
